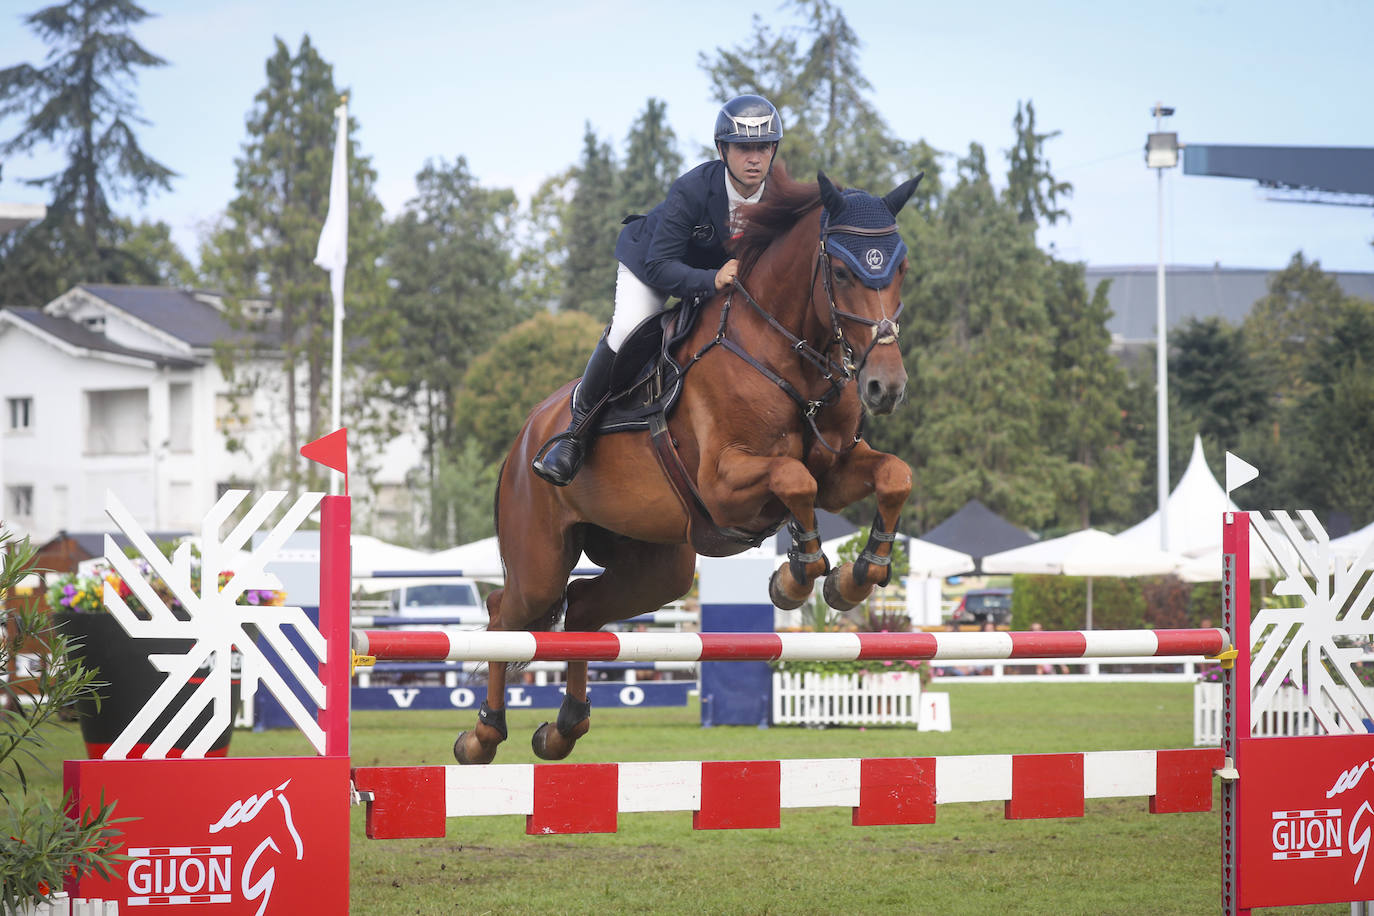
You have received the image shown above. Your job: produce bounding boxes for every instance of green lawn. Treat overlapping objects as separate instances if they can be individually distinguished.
[22,683,1349,914]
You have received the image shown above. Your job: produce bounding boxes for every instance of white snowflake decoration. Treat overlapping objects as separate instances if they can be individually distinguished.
[101,489,329,757]
[1250,509,1374,734]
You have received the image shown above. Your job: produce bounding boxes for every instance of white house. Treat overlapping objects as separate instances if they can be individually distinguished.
[0,284,426,543]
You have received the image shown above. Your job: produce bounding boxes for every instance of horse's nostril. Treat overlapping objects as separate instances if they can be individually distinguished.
[866,378,884,401]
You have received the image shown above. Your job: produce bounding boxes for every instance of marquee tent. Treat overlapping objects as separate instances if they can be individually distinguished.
[1116,436,1280,580]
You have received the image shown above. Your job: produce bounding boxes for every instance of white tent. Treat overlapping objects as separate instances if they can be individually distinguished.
[982,528,1180,628]
[1332,520,1374,562]
[1116,435,1280,581]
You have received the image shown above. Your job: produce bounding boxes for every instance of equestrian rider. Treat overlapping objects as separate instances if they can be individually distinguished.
[531,94,784,486]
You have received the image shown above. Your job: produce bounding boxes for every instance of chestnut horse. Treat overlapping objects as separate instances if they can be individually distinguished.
[454,168,922,765]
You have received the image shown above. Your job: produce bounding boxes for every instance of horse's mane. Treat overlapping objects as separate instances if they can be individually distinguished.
[731,164,820,274]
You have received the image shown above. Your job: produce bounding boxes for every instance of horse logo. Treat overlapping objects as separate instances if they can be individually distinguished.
[865,247,884,270]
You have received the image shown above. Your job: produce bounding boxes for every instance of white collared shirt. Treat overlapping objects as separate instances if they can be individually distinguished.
[726,172,765,235]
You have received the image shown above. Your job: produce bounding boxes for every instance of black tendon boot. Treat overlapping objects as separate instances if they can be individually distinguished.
[532,337,617,486]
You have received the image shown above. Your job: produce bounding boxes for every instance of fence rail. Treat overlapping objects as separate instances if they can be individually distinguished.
[771,671,923,725]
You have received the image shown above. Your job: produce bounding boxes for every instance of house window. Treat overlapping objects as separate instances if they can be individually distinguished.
[86,388,149,455]
[169,383,193,453]
[6,485,33,519]
[7,397,32,431]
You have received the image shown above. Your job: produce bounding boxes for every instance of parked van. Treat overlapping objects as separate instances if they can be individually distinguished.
[388,578,488,627]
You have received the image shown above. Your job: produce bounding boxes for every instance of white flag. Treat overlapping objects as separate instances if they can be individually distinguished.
[315,100,349,312]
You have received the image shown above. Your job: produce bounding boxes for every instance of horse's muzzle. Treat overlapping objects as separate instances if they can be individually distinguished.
[860,371,906,415]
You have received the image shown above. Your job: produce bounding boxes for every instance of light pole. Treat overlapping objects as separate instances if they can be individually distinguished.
[1145,104,1179,551]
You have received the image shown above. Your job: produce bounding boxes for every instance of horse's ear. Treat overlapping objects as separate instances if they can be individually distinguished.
[817,170,845,215]
[882,172,924,216]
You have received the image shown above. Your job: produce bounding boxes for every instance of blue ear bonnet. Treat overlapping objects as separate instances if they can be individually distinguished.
[820,190,907,289]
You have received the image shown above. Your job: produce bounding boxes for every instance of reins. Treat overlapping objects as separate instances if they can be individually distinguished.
[679,213,904,457]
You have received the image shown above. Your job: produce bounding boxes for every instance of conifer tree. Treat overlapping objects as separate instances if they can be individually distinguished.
[0,0,178,303]
[560,124,620,321]
[201,36,384,489]
[619,98,682,216]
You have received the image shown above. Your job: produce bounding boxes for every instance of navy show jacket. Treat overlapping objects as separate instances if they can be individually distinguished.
[614,159,734,302]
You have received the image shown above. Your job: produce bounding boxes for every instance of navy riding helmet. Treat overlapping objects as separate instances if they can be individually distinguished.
[714,95,784,146]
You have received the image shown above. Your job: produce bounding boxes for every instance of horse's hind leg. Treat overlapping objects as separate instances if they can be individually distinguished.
[530,540,696,761]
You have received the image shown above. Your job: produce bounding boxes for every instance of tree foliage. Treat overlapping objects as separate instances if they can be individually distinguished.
[560,124,620,320]
[0,0,179,304]
[375,156,521,544]
[1005,100,1071,227]
[200,35,385,489]
[454,311,605,467]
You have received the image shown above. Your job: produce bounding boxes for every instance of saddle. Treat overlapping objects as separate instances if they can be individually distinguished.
[589,297,784,556]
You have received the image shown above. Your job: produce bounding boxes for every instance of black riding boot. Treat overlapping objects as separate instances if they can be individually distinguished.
[532,338,617,486]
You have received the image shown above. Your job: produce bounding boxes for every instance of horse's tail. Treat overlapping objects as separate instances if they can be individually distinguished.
[492,456,508,580]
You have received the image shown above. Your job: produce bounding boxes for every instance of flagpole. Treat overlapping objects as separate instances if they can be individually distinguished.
[316,94,350,496]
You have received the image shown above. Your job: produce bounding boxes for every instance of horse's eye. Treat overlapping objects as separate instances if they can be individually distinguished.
[833,263,854,284]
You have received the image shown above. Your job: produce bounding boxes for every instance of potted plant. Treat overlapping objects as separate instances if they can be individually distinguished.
[2,527,125,912]
[46,544,284,759]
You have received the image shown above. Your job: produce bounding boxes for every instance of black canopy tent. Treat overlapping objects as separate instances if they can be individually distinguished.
[919,499,1035,573]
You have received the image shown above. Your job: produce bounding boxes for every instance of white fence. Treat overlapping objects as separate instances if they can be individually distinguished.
[772,670,923,726]
[1193,682,1374,745]
[16,895,117,915]
[929,656,1206,684]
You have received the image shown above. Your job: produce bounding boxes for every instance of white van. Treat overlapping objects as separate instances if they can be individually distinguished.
[389,578,488,627]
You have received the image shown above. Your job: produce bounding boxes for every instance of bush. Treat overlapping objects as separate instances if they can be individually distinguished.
[1,529,126,912]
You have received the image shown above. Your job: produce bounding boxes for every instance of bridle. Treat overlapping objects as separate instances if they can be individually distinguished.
[684,208,905,456]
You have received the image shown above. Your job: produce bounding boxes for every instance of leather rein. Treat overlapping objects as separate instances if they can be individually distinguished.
[682,216,905,457]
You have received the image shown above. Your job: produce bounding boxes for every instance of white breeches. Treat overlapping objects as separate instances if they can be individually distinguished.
[607,262,670,352]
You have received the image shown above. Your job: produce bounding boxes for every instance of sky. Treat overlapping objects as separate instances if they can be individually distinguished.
[1,0,1371,274]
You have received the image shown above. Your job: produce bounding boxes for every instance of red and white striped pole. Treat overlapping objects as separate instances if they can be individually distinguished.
[351,627,1231,664]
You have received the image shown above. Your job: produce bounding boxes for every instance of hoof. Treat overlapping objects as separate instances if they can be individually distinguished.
[453,727,500,766]
[822,563,871,612]
[531,717,589,761]
[769,565,813,611]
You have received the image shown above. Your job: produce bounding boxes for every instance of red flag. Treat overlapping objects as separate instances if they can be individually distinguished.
[301,428,348,492]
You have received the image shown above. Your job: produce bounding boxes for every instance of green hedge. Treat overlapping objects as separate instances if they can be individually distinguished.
[1009,574,1267,631]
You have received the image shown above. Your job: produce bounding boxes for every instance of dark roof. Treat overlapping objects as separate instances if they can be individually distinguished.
[4,307,201,369]
[1086,264,1374,345]
[1183,144,1374,197]
[37,530,192,564]
[920,499,1035,567]
[79,284,256,348]
[774,509,861,554]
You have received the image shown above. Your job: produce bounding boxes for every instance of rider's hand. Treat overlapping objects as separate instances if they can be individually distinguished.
[714,259,739,290]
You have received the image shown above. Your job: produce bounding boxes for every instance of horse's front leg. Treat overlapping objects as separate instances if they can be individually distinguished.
[700,450,828,609]
[454,589,510,765]
[816,442,912,611]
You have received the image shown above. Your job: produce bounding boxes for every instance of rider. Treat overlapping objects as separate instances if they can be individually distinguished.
[532,94,784,486]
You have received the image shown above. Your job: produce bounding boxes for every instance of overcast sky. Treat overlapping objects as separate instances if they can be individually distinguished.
[1,0,1370,273]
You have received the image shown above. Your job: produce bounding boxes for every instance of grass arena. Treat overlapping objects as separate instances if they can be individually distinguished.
[41,474,1374,914]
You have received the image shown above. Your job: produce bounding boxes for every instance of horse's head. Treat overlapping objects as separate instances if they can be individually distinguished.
[816,170,922,415]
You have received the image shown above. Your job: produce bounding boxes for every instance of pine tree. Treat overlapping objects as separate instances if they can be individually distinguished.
[0,0,178,303]
[1043,262,1142,528]
[1004,100,1072,226]
[619,98,682,216]
[560,124,620,321]
[200,36,385,489]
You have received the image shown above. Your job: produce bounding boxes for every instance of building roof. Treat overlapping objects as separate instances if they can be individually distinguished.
[78,284,258,349]
[1086,264,1374,346]
[3,307,201,369]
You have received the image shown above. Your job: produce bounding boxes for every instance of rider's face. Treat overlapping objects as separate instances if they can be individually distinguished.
[723,141,775,197]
